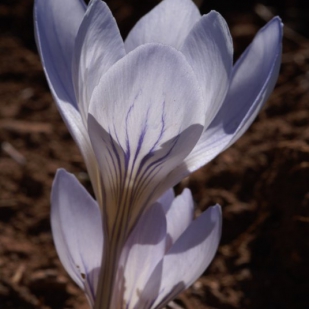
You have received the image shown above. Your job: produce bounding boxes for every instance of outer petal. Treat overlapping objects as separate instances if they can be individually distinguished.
[34,0,86,110]
[88,43,205,235]
[34,0,84,124]
[164,189,194,250]
[72,0,126,125]
[51,169,103,305]
[110,204,167,309]
[146,205,222,309]
[182,17,283,172]
[34,0,103,206]
[125,0,201,52]
[157,188,175,214]
[181,11,233,129]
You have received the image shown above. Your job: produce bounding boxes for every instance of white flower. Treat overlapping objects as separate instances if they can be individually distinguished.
[34,0,282,239]
[34,0,282,308]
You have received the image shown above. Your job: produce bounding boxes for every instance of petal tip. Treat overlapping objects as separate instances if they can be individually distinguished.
[208,204,222,223]
[182,188,193,198]
[265,16,284,39]
[54,168,72,181]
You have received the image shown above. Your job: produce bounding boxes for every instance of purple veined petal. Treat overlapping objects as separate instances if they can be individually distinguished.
[144,205,222,309]
[181,17,283,173]
[34,0,103,206]
[164,189,194,250]
[124,0,201,53]
[89,44,204,309]
[88,43,205,237]
[72,0,126,126]
[51,169,103,306]
[181,11,233,129]
[109,203,167,309]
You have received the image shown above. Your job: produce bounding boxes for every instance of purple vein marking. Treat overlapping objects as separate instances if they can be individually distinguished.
[134,100,167,177]
[131,105,151,171]
[125,101,167,209]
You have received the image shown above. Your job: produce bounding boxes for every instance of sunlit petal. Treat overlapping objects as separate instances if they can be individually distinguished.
[125,0,201,52]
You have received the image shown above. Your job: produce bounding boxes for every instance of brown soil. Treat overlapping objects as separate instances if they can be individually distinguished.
[0,1,308,309]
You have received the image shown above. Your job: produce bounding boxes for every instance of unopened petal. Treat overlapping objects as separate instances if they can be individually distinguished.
[125,0,201,52]
[51,169,103,305]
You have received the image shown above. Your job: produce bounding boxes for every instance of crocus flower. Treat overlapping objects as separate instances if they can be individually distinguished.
[34,0,282,250]
[52,169,221,309]
[34,0,282,308]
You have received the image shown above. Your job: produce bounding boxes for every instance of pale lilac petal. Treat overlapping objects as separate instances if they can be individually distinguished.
[51,169,103,305]
[110,204,167,309]
[34,0,103,205]
[181,11,233,128]
[125,0,201,52]
[157,188,175,214]
[182,17,283,173]
[165,189,194,249]
[34,0,84,121]
[88,43,205,235]
[149,205,222,309]
[73,0,125,125]
[34,0,86,110]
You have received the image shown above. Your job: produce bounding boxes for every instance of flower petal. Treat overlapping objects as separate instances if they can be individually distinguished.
[34,0,83,120]
[34,0,86,110]
[51,169,103,305]
[181,11,233,128]
[34,0,103,205]
[180,17,282,173]
[146,205,222,309]
[88,43,205,235]
[157,188,175,215]
[110,203,167,309]
[72,0,126,125]
[164,189,194,250]
[125,0,201,52]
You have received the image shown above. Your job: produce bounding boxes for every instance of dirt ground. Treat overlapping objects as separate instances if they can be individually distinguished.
[0,0,308,309]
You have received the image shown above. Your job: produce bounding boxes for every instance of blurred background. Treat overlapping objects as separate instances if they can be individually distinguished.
[0,0,308,308]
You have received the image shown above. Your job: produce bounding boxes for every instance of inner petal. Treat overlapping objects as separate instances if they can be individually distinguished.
[88,43,205,237]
